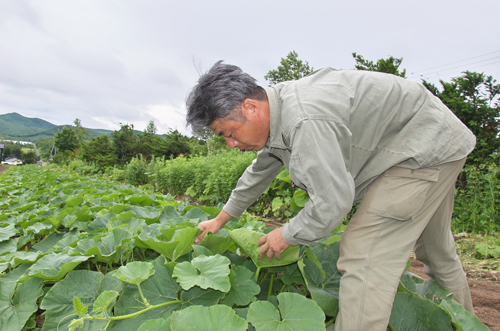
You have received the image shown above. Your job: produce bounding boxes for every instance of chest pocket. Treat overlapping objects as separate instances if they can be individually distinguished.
[366,167,439,221]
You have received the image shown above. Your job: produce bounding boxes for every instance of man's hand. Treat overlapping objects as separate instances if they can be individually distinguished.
[257,228,291,262]
[195,209,232,243]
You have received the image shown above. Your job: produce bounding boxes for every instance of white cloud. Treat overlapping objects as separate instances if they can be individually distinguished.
[0,0,499,139]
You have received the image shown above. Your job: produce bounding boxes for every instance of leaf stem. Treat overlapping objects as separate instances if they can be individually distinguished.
[136,283,149,307]
[268,273,274,298]
[255,267,261,282]
[325,318,335,327]
[89,300,182,321]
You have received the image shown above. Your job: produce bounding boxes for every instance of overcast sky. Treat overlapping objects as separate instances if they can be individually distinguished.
[1,0,499,136]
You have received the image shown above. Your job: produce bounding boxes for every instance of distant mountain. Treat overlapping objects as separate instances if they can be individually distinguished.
[0,112,113,142]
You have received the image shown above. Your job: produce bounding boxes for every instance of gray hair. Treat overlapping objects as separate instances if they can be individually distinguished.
[186,61,266,133]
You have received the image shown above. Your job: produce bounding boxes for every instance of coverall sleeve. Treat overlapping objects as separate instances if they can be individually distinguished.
[223,148,284,218]
[281,119,355,246]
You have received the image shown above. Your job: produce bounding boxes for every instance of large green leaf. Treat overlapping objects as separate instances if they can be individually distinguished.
[220,265,260,307]
[389,292,453,331]
[173,254,231,292]
[19,252,91,282]
[41,270,122,331]
[0,278,43,331]
[69,228,133,264]
[159,205,181,224]
[247,292,326,330]
[299,241,342,317]
[439,299,490,331]
[137,225,200,261]
[179,286,225,308]
[129,205,162,223]
[198,228,237,254]
[0,237,19,255]
[228,228,300,268]
[109,256,182,331]
[170,305,247,331]
[415,279,454,303]
[113,261,155,285]
[31,232,66,253]
[0,224,18,241]
[137,318,170,331]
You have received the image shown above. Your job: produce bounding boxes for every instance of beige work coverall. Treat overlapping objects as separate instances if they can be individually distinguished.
[222,68,476,330]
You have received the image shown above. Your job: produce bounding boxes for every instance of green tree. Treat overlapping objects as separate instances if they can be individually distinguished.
[155,129,190,159]
[423,71,500,165]
[1,142,23,159]
[54,127,80,153]
[73,118,89,141]
[81,134,117,168]
[264,51,314,86]
[112,124,138,165]
[352,52,407,78]
[23,150,38,164]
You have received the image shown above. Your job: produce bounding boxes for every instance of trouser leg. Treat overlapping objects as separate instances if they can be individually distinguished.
[413,174,473,313]
[334,158,469,331]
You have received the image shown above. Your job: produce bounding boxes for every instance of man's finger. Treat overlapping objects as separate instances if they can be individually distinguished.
[195,230,207,243]
[267,248,274,262]
[259,242,268,258]
[275,250,281,261]
[257,235,267,246]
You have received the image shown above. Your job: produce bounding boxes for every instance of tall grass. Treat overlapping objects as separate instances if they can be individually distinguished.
[453,163,500,234]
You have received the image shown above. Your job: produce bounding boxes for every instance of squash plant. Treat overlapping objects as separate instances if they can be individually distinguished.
[0,166,489,330]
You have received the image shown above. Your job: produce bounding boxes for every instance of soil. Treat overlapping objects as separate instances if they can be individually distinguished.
[0,166,9,173]
[409,257,500,330]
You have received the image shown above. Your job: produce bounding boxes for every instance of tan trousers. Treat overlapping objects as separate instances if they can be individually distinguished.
[334,158,473,331]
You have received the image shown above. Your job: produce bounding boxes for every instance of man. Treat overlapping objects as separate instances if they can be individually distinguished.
[186,61,475,330]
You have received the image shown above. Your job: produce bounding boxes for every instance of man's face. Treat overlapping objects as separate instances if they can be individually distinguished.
[210,114,269,152]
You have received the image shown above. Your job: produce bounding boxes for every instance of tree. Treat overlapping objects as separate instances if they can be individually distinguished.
[112,124,138,165]
[264,51,314,86]
[23,150,38,164]
[352,52,407,78]
[145,120,157,135]
[73,118,89,141]
[1,142,23,159]
[54,127,80,153]
[423,71,500,165]
[155,129,190,159]
[82,134,117,168]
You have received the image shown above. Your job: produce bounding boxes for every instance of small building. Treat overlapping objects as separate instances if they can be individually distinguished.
[1,157,23,166]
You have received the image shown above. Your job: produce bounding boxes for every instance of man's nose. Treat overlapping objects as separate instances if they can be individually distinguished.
[224,137,239,149]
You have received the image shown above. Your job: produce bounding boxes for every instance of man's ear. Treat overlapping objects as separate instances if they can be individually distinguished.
[242,99,258,117]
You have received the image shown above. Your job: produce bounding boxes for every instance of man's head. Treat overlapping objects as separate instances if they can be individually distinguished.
[186,61,270,151]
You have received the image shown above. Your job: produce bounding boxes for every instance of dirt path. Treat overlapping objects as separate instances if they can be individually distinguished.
[409,257,500,330]
[0,166,9,174]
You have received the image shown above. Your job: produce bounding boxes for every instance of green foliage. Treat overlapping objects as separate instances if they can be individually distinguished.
[82,134,117,169]
[0,166,491,330]
[264,50,314,86]
[352,52,407,78]
[112,123,138,165]
[423,71,500,165]
[123,155,149,186]
[1,141,24,159]
[453,163,500,234]
[157,149,255,203]
[55,126,80,153]
[247,292,326,330]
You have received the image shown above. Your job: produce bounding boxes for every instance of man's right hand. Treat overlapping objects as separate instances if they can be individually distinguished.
[195,209,232,243]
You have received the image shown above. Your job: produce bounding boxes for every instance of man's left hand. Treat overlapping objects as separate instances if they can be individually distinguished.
[257,228,291,262]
